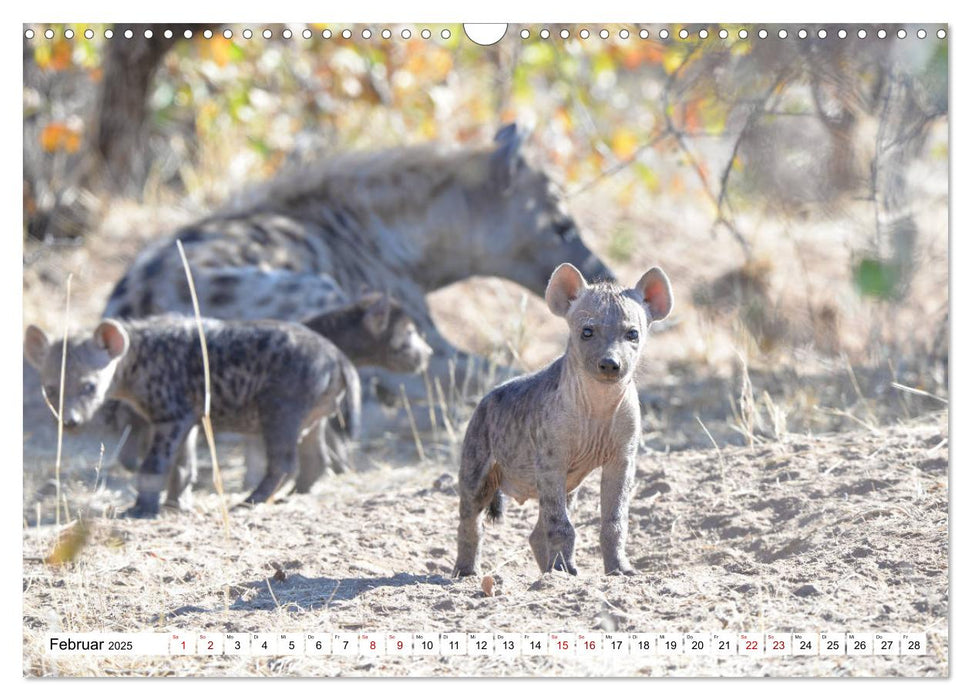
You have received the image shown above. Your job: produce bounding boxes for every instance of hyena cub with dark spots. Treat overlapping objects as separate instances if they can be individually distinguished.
[243,292,434,492]
[453,263,673,577]
[24,317,360,518]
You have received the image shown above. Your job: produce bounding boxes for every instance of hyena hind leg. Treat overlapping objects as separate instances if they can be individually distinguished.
[163,425,199,511]
[453,462,501,578]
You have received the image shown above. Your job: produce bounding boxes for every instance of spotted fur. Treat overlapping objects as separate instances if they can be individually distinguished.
[24,316,360,518]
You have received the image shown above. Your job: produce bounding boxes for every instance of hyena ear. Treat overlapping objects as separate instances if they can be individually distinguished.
[363,294,392,335]
[546,263,588,317]
[93,320,130,360]
[634,267,674,322]
[491,123,526,192]
[23,325,50,370]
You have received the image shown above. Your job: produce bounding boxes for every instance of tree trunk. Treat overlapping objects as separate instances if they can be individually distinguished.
[93,24,214,194]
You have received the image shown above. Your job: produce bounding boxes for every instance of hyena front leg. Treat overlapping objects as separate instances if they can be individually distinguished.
[600,450,637,576]
[533,468,576,575]
[125,417,195,519]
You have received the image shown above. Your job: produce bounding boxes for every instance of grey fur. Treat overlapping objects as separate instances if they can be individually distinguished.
[242,292,434,492]
[453,263,673,577]
[24,316,361,518]
[101,124,613,400]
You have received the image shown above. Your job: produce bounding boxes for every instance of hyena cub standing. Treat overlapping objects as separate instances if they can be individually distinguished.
[453,263,673,577]
[24,316,360,518]
[243,292,434,492]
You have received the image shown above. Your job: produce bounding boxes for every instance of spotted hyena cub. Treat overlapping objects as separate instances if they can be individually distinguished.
[24,316,360,518]
[243,292,434,492]
[453,263,673,577]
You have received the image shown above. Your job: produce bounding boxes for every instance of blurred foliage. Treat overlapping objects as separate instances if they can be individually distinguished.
[24,23,948,300]
[853,258,900,300]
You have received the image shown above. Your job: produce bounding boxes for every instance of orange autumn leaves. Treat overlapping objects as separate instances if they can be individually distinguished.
[40,121,82,154]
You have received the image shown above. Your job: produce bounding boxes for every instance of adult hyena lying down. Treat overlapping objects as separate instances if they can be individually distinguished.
[24,316,361,518]
[101,124,613,403]
[454,263,673,577]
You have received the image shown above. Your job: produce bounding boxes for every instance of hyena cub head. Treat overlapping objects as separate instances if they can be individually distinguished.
[24,320,129,429]
[305,293,433,374]
[357,293,434,373]
[545,263,673,384]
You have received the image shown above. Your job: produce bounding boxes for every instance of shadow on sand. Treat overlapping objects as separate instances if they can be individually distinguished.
[229,571,453,611]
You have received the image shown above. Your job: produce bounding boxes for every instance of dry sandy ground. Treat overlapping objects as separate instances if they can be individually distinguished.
[22,414,948,678]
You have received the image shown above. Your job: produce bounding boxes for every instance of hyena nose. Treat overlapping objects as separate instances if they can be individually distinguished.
[598,358,620,376]
[63,414,81,429]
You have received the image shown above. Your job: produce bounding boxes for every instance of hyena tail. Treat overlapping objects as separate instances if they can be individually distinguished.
[485,463,505,524]
[487,488,506,524]
[339,358,362,440]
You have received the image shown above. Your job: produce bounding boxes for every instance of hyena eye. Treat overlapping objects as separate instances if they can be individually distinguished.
[81,382,97,396]
[44,385,59,400]
[581,327,594,339]
[626,329,639,342]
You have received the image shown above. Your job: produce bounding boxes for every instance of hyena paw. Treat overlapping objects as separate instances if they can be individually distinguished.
[550,558,578,576]
[119,503,159,519]
[606,565,637,577]
[452,564,479,578]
